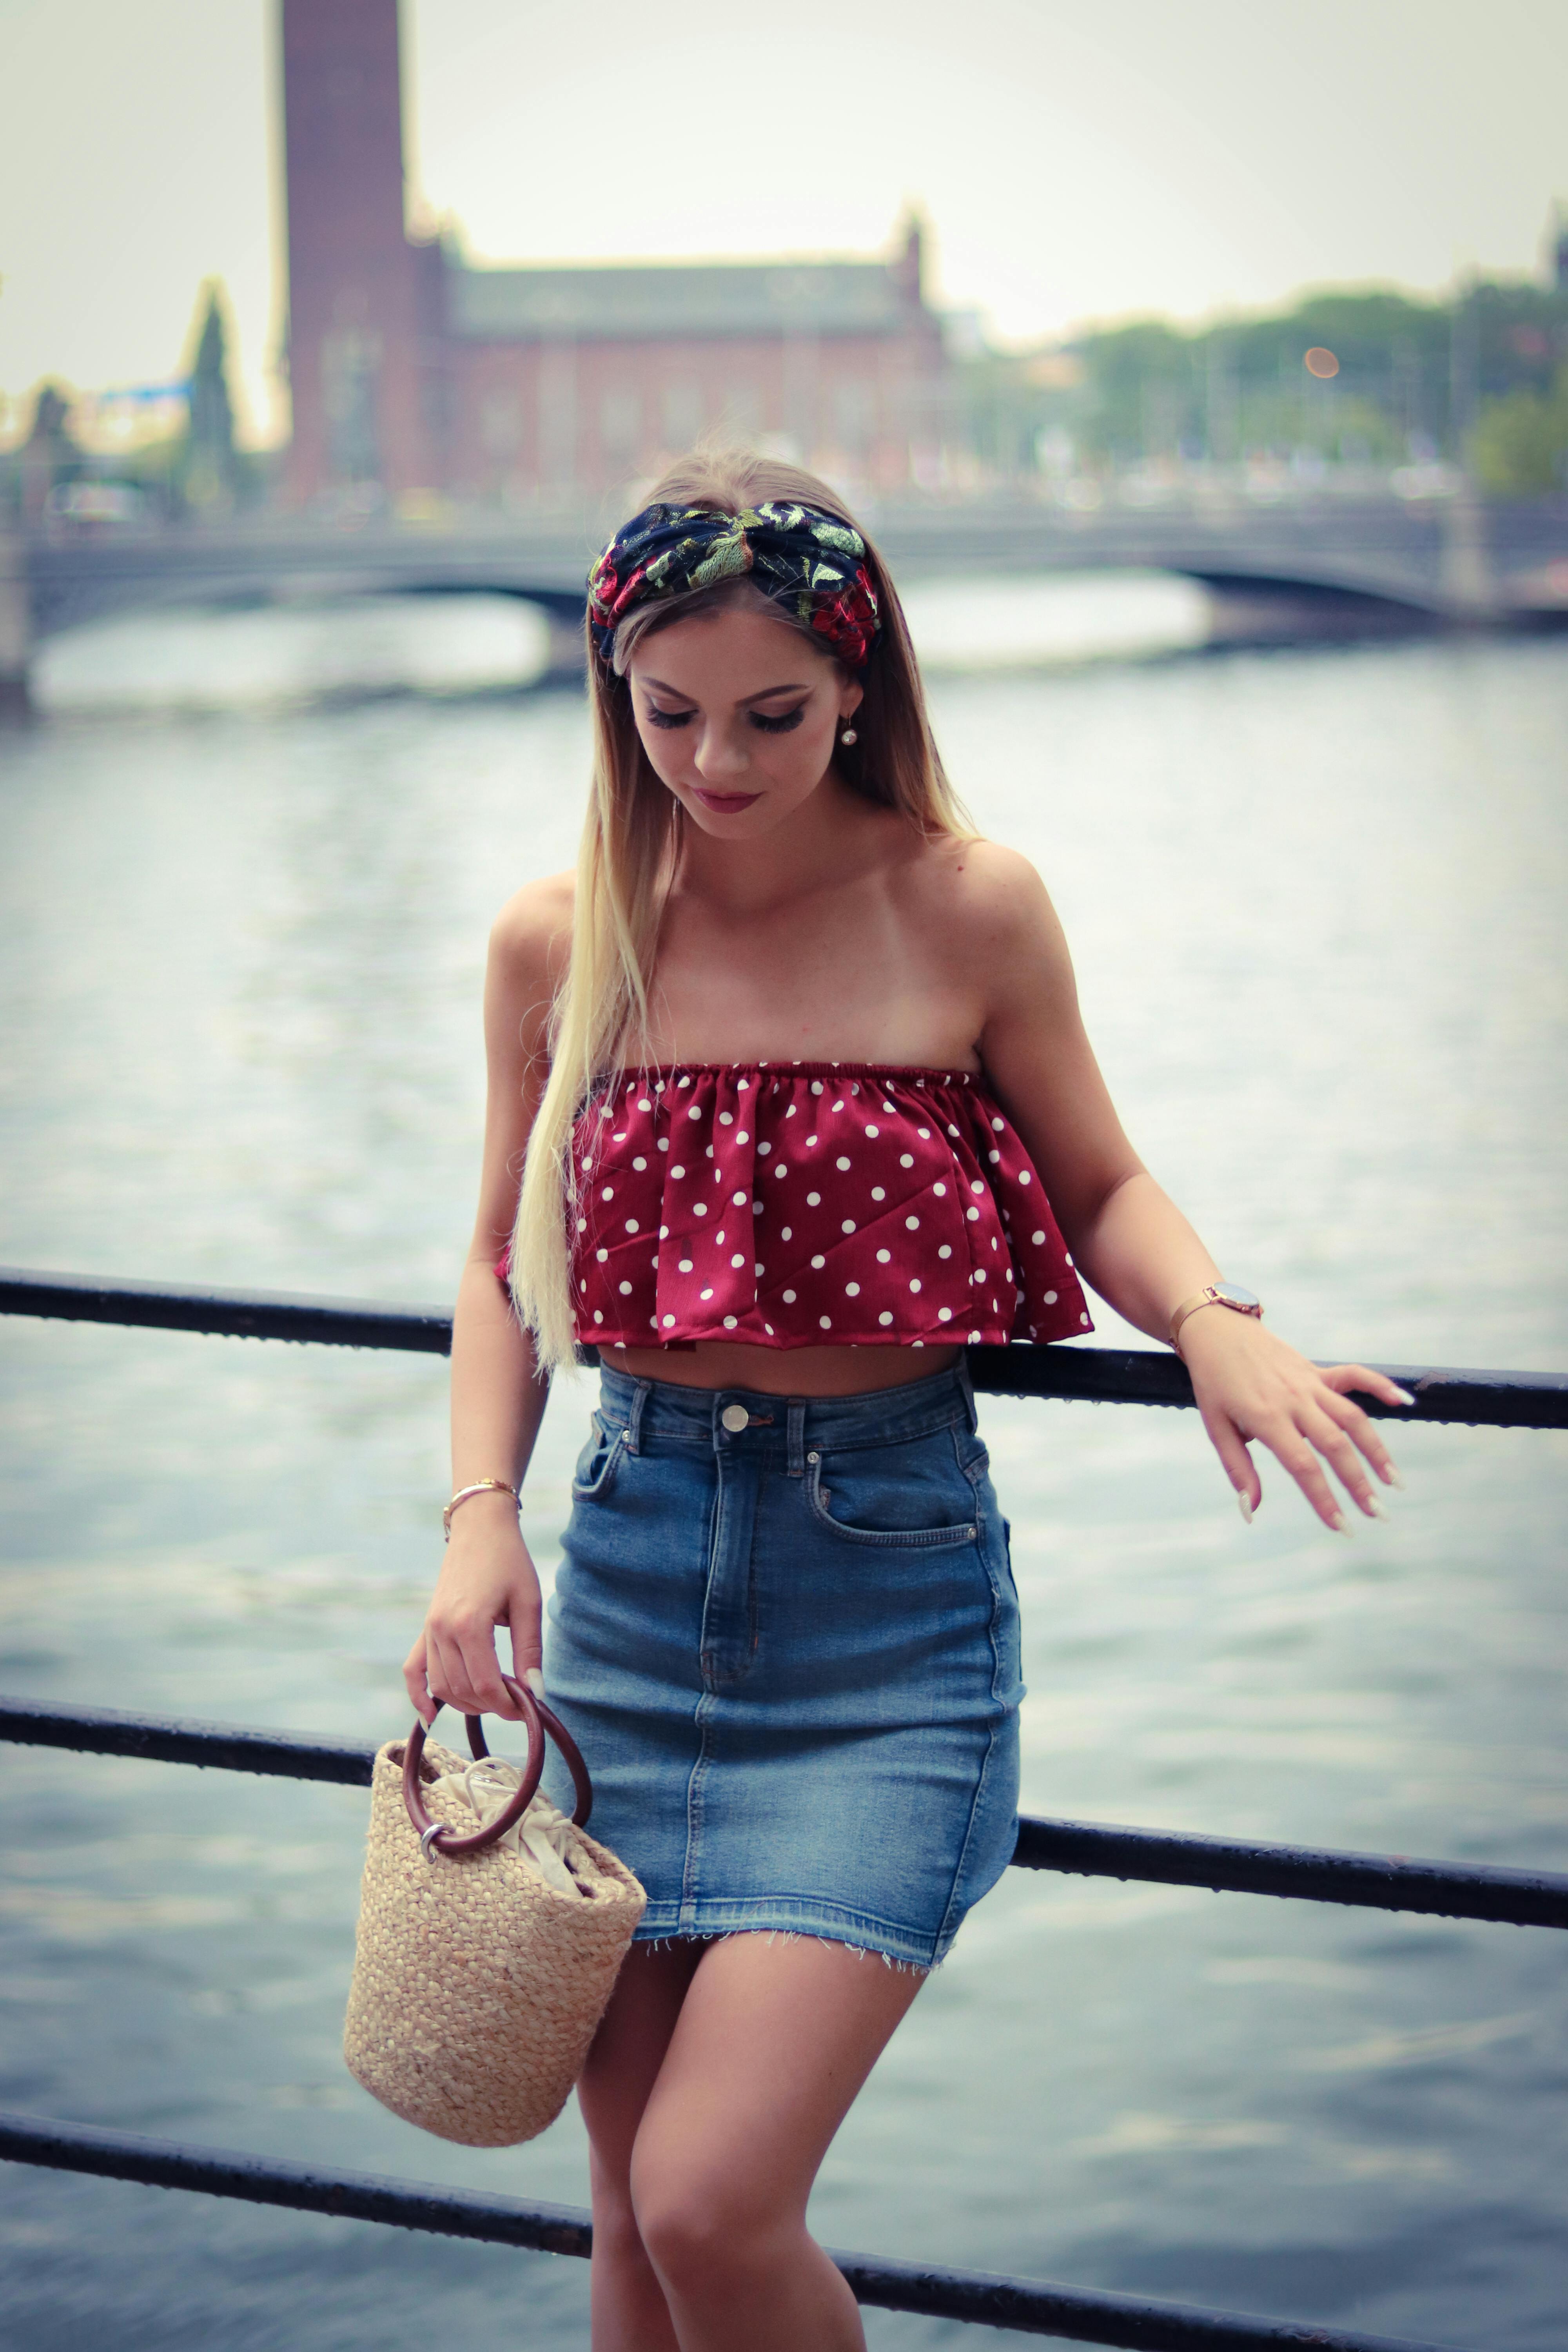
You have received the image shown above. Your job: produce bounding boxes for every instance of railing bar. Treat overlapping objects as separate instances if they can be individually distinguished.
[5,1697,1564,1928]
[4,1268,1567,1427]
[0,2114,1467,2351]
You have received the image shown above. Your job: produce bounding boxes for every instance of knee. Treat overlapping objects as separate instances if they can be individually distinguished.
[628,2134,792,2297]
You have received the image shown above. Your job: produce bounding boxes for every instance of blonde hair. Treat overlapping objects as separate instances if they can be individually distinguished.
[510,446,970,1372]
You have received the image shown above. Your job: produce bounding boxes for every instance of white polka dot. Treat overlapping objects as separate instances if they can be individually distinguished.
[841,1219,856,1235]
[1044,1288,1058,1304]
[700,1287,714,1300]
[1031,1230,1046,1245]
[602,1185,615,1201]
[1019,1170,1032,1185]
[694,1202,708,1217]
[757,1141,771,1156]
[966,1206,980,1222]
[785,1104,797,1118]
[879,1310,894,1326]
[596,1247,609,1262]
[719,1111,733,1125]
[938,1244,952,1259]
[811,1080,824,1095]
[619,1280,633,1295]
[811,1254,826,1269]
[866,1123,880,1137]
[633,1155,648,1171]
[909,1278,922,1294]
[947,1123,960,1138]
[969,1329,982,1343]
[870,1186,885,1202]
[736,1130,749,1144]
[781,1226,793,1241]
[737,1078,750,1091]
[638,1097,652,1111]
[1080,1310,1091,1324]
[900,1153,915,1169]
[846,1281,861,1297]
[832,1100,845,1114]
[807,1191,821,1207]
[723,1316,738,1329]
[882,1100,895,1113]
[876,1248,891,1263]
[1065,1254,1074,1267]
[933,1182,947,1198]
[755,1262,764,1276]
[836,1156,851,1171]
[992,1117,1005,1132]
[731,1253,745,1269]
[970,1179,985,1195]
[625,1218,639,1234]
[764,1323,775,1336]
[820,1315,832,1329]
[688,1105,702,1120]
[679,1258,694,1273]
[752,1200,762,1216]
[905,1215,920,1231]
[989,1150,1000,1165]
[938,1307,953,1322]
[782,1288,797,1303]
[577,1217,587,1232]
[917,1126,930,1139]
[731,1191,746,1207]
[593,1310,603,1323]
[612,1131,626,1142]
[716,1230,726,1245]
[773,1164,788,1179]
[662,1313,676,1327]
[671,1165,685,1179]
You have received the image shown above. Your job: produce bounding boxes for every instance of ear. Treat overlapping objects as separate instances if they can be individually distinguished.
[838,677,865,723]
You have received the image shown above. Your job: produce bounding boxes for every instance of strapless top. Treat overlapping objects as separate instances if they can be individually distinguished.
[561,1062,1092,1353]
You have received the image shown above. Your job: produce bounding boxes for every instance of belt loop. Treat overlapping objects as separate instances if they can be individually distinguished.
[626,1378,651,1456]
[786,1398,807,1477]
[956,1352,979,1435]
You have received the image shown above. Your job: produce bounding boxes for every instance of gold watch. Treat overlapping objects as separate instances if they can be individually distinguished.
[1169,1282,1263,1350]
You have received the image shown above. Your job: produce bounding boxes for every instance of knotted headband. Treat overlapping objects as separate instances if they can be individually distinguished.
[587,501,881,670]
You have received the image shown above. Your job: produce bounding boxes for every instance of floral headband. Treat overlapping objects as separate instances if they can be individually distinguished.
[586,501,882,670]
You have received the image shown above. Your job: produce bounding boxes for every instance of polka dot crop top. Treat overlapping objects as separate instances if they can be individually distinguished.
[566,1063,1093,1352]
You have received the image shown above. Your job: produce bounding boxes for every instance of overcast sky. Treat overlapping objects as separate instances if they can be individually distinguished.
[2,0,1564,444]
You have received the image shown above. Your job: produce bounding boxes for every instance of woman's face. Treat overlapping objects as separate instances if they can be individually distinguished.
[625,603,864,838]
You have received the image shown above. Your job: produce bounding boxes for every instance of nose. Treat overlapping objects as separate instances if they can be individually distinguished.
[694,722,749,783]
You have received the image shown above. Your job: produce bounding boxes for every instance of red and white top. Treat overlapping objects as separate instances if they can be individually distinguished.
[563,1063,1092,1352]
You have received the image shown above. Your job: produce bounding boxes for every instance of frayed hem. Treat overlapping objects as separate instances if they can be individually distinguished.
[632,1925,935,1975]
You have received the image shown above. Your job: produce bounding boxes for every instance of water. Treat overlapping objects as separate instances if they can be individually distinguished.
[2,606,1566,2350]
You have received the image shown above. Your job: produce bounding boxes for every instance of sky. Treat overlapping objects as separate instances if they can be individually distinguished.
[1,0,1564,446]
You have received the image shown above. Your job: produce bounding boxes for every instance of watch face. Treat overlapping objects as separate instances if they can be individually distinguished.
[1215,1283,1260,1310]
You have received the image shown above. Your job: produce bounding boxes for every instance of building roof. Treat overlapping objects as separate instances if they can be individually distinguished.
[448,257,923,344]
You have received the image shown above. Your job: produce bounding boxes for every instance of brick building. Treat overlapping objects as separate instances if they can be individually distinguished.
[281,0,950,510]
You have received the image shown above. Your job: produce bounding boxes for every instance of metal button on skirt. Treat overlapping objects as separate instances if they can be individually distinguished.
[539,1359,1022,1969]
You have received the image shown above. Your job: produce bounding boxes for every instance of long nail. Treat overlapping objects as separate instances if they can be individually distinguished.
[1361,1493,1389,1520]
[1237,1491,1254,1526]
[524,1666,546,1699]
[1383,1462,1406,1490]
[1329,1510,1351,1537]
[1390,1386,1417,1408]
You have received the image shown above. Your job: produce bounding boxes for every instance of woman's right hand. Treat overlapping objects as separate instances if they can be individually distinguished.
[402,1490,542,1727]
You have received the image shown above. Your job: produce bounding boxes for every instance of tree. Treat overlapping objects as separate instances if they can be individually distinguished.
[1472,367,1568,494]
[182,281,240,510]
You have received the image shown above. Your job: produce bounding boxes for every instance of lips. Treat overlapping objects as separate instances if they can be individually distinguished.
[691,788,762,814]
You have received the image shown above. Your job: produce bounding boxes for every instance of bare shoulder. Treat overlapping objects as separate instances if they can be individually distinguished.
[901,832,1062,964]
[489,868,575,991]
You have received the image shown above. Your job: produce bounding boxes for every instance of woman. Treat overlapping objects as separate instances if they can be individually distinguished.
[405,450,1411,2352]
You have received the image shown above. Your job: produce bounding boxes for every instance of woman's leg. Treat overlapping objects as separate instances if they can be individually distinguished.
[628,1932,925,2352]
[577,1940,708,2350]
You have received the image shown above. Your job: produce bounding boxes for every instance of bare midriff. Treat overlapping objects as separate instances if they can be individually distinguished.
[612,1338,965,1397]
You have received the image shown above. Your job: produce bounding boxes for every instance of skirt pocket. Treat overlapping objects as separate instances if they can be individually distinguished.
[572,1412,627,1501]
[804,1443,978,1550]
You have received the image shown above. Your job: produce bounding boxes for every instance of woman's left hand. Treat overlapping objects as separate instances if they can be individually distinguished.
[1176,1309,1413,1530]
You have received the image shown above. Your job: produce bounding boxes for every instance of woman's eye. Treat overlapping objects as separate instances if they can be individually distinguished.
[750,705,807,734]
[644,705,694,730]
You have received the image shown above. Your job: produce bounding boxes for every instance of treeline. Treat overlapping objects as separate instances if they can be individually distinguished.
[960,278,1568,493]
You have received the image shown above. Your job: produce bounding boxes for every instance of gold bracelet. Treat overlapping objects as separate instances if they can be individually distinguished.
[443,1479,520,1540]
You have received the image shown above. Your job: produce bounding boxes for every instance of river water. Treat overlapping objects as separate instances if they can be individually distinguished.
[1,596,1566,2350]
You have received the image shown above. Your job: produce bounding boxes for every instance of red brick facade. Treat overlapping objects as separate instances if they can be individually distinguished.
[279,1,948,508]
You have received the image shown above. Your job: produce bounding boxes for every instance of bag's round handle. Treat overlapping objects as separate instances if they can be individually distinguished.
[402,1675,592,1859]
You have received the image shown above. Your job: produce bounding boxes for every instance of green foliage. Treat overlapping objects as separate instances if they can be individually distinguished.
[1472,367,1568,494]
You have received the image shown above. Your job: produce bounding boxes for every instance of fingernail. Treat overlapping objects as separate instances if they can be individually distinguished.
[1384,1463,1406,1490]
[525,1666,546,1699]
[1330,1510,1351,1536]
[1391,1386,1417,1408]
[1362,1493,1389,1520]
[1236,1491,1254,1526]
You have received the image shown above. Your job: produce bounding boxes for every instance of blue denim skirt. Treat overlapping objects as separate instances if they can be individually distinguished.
[539,1358,1022,1969]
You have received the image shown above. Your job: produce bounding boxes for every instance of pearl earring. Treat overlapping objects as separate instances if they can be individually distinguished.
[840,725,858,745]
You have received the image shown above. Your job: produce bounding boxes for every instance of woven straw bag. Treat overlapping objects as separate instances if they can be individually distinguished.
[344,1675,645,2147]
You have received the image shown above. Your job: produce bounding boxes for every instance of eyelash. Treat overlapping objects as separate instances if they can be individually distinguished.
[645,705,807,735]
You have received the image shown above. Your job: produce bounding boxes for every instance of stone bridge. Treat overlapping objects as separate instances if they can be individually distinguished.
[4,493,1566,705]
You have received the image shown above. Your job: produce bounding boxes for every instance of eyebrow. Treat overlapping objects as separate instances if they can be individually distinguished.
[640,677,809,704]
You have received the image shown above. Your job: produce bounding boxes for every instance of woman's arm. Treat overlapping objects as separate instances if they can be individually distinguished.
[402,873,572,1726]
[970,848,1410,1530]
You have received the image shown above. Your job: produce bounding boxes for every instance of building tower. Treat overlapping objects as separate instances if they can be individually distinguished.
[280,0,428,506]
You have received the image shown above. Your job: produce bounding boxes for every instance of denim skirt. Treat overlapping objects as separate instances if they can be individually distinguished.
[539,1358,1022,1969]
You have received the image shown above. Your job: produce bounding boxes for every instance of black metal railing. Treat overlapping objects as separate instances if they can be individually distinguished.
[3,1267,1564,2351]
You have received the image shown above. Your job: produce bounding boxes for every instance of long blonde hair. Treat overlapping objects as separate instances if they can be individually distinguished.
[510,446,970,1371]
